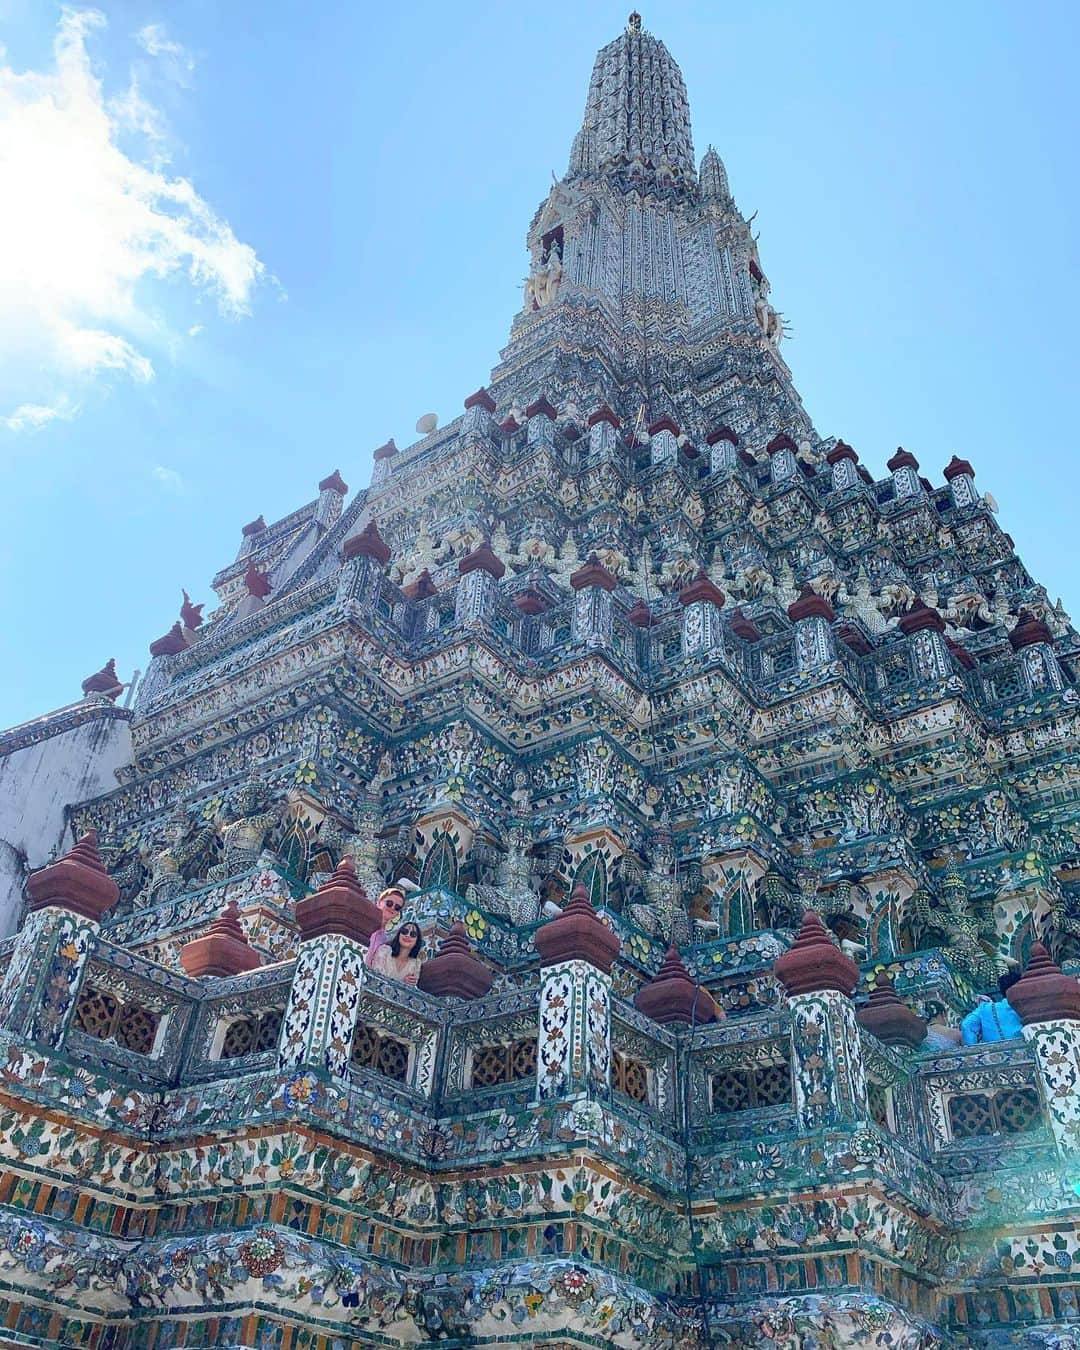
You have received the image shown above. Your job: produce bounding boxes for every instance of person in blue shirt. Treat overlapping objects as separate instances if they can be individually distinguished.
[961,970,1023,1044]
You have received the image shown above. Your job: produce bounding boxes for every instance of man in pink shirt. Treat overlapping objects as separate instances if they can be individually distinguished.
[365,884,407,967]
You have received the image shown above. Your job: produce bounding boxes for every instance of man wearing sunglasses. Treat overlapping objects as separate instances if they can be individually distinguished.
[365,884,409,967]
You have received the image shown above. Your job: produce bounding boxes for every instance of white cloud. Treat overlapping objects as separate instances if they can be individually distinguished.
[136,22,195,87]
[0,9,266,432]
[2,397,78,432]
[152,464,185,493]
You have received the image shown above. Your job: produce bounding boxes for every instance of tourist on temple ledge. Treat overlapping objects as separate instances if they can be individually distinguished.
[960,970,1023,1044]
[365,884,408,968]
[369,922,424,985]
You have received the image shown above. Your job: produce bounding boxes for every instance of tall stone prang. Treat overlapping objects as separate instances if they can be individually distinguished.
[0,13,1078,1348]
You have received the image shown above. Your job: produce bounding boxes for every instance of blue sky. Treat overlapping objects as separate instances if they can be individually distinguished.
[0,1,1077,727]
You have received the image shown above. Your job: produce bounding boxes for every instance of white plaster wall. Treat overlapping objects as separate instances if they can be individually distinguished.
[0,708,132,937]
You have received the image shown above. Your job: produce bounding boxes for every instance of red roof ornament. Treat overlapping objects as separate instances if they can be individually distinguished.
[180,901,261,978]
[706,425,738,447]
[898,602,946,636]
[514,589,550,616]
[534,881,620,972]
[887,447,919,472]
[1007,942,1080,1025]
[180,590,204,631]
[679,570,725,608]
[788,587,836,624]
[766,434,797,456]
[318,469,349,496]
[628,599,657,628]
[241,515,266,538]
[81,659,123,701]
[463,387,497,413]
[418,921,494,999]
[569,554,618,592]
[635,947,719,1025]
[526,395,558,421]
[373,438,399,462]
[458,543,506,580]
[947,637,976,670]
[404,569,437,600]
[730,608,763,642]
[943,455,974,481]
[1008,611,1054,650]
[826,440,859,465]
[244,562,272,599]
[587,405,620,429]
[773,911,859,998]
[294,857,381,944]
[648,416,680,439]
[25,830,118,923]
[150,622,188,657]
[343,520,391,566]
[856,975,926,1049]
[837,622,873,656]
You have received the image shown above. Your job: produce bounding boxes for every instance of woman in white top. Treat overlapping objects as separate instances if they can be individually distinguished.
[369,922,423,986]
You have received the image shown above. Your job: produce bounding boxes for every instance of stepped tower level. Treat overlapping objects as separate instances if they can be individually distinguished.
[2,15,1080,1350]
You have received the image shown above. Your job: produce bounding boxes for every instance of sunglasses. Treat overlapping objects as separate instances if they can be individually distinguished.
[382,897,404,912]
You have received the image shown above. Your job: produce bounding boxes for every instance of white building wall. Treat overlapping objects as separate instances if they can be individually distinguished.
[0,704,132,937]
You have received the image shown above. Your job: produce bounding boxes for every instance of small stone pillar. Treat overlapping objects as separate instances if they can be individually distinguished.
[678,571,726,657]
[856,976,926,1050]
[587,406,620,462]
[787,588,837,673]
[462,386,497,438]
[635,947,718,1026]
[943,455,977,509]
[1009,612,1066,693]
[418,922,493,999]
[773,911,868,1130]
[455,543,506,626]
[338,521,391,607]
[371,437,398,487]
[766,434,798,484]
[898,603,953,682]
[1010,943,1080,1156]
[707,426,739,474]
[315,469,348,529]
[570,554,618,647]
[533,882,620,1102]
[827,441,860,492]
[526,396,557,448]
[278,860,381,1080]
[649,416,680,468]
[0,833,117,1049]
[180,901,261,979]
[887,447,922,501]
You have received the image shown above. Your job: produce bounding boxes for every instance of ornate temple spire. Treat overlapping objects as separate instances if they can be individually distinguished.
[568,13,696,193]
[699,145,732,203]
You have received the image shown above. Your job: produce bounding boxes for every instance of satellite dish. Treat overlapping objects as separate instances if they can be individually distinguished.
[415,412,438,435]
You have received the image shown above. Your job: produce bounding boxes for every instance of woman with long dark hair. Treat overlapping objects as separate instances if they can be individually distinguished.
[369,922,423,986]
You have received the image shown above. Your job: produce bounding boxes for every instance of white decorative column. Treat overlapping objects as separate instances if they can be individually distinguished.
[278,860,379,1080]
[338,521,392,607]
[773,911,868,1130]
[679,571,726,657]
[787,589,837,674]
[533,882,620,1103]
[455,543,505,627]
[570,555,618,647]
[887,447,923,500]
[707,426,739,474]
[648,415,679,468]
[587,405,620,463]
[943,454,978,509]
[1010,943,1080,1157]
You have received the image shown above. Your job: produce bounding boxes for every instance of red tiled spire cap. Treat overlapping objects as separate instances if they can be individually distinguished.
[788,587,835,624]
[856,975,926,1049]
[526,395,558,420]
[458,543,506,579]
[570,554,618,592]
[679,570,725,608]
[180,901,261,978]
[943,455,974,481]
[294,857,381,944]
[463,387,496,413]
[635,947,719,1025]
[706,425,738,447]
[587,405,620,429]
[150,622,187,657]
[25,830,118,923]
[534,881,620,972]
[404,569,437,600]
[898,602,946,635]
[1007,942,1080,1025]
[373,438,399,462]
[81,659,123,701]
[244,562,272,599]
[242,516,266,537]
[826,440,858,465]
[1008,611,1054,650]
[887,447,919,472]
[773,911,859,998]
[343,520,391,565]
[319,469,348,495]
[418,921,494,999]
